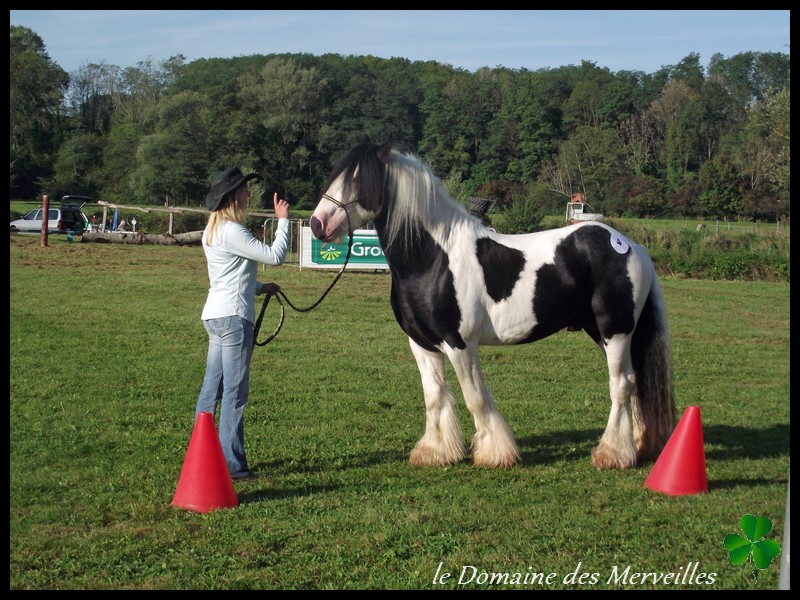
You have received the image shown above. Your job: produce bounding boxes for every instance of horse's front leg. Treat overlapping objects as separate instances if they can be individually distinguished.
[407,338,466,466]
[446,343,521,468]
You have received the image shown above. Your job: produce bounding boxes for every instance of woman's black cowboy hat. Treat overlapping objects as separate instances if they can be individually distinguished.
[205,167,261,211]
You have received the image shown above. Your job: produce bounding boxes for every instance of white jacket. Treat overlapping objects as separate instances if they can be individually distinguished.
[201,219,290,323]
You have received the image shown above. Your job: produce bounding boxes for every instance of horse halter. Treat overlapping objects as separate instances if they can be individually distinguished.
[321,192,360,210]
[320,191,356,240]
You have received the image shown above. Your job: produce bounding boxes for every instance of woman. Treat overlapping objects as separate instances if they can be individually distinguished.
[195,167,290,482]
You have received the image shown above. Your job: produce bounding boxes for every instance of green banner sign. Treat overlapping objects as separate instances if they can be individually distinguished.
[301,227,389,270]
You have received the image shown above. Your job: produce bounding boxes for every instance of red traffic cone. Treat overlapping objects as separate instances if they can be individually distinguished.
[644,405,708,496]
[172,412,239,512]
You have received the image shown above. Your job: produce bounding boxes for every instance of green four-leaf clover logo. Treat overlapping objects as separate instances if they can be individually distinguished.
[723,515,781,582]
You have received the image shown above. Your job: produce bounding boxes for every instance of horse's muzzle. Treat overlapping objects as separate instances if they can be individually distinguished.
[309,215,325,241]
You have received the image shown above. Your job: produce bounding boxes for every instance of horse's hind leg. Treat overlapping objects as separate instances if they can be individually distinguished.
[591,335,638,469]
[446,343,521,468]
[407,338,466,466]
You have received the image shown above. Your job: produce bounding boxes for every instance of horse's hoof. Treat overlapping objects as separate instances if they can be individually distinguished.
[409,446,463,467]
[591,444,636,469]
[472,454,519,468]
[472,440,521,468]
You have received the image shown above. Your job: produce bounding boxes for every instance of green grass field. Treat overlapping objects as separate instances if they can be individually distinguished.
[9,234,789,590]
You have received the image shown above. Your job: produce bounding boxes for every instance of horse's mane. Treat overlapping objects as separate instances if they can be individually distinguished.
[328,141,471,253]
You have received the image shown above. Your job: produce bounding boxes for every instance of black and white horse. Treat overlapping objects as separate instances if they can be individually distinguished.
[310,140,675,469]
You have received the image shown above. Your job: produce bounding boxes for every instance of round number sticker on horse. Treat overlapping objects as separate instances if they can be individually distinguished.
[610,232,630,254]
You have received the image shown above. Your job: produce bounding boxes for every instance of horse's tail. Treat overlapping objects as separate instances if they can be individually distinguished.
[631,271,676,462]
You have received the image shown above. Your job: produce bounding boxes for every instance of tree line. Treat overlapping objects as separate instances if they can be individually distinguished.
[10,25,790,222]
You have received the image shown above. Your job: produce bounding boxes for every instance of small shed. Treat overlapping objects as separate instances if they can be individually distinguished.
[566,192,603,223]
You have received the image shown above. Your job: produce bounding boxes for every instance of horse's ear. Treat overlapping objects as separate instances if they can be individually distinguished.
[377,140,393,162]
[358,134,371,145]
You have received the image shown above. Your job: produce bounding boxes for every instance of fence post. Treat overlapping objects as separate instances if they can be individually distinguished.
[297,219,304,271]
[40,194,49,247]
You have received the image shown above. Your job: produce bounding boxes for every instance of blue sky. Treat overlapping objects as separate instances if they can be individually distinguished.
[10,10,790,75]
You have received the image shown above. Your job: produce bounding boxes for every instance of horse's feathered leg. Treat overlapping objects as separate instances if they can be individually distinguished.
[407,338,466,466]
[445,343,521,468]
[591,335,638,469]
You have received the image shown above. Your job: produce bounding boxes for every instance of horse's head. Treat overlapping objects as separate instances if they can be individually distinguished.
[310,140,392,242]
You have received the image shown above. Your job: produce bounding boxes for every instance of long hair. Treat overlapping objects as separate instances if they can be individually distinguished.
[379,149,470,255]
[204,186,248,246]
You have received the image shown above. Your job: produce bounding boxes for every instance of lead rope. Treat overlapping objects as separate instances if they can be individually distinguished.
[254,204,353,347]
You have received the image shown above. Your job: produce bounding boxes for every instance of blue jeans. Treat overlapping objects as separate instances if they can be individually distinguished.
[195,316,255,478]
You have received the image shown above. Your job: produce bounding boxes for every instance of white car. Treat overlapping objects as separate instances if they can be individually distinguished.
[10,196,90,234]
